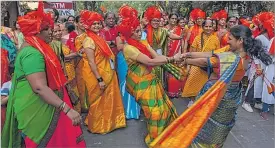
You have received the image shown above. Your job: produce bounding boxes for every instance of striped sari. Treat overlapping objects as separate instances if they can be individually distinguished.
[150,52,245,148]
[123,44,178,145]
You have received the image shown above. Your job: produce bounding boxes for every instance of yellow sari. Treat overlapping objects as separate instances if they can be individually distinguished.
[182,33,220,98]
[82,37,126,134]
[62,45,81,113]
[75,33,89,112]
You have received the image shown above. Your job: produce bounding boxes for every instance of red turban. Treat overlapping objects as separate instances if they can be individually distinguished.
[258,12,274,24]
[17,1,53,37]
[252,14,261,26]
[80,10,103,30]
[239,18,251,28]
[262,19,274,39]
[190,8,206,20]
[117,16,140,39]
[211,11,219,20]
[118,5,138,19]
[217,10,228,20]
[144,6,162,21]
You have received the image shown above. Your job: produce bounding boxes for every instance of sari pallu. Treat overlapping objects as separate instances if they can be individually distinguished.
[150,52,244,148]
[145,26,169,88]
[82,37,126,134]
[126,61,178,145]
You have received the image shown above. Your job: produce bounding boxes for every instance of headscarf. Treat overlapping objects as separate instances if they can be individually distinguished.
[17,1,66,90]
[80,10,112,57]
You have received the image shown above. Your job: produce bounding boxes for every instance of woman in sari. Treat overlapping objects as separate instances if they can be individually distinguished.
[79,10,126,134]
[2,3,85,147]
[165,13,185,98]
[50,24,81,113]
[115,5,141,119]
[74,16,89,112]
[143,6,183,88]
[182,19,220,107]
[117,14,183,146]
[150,25,272,148]
[183,8,205,52]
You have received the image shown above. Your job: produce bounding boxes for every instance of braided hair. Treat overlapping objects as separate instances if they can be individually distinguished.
[230,25,272,65]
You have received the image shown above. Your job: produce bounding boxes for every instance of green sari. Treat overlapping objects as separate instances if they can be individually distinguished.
[143,28,169,88]
[2,46,57,147]
[123,44,178,145]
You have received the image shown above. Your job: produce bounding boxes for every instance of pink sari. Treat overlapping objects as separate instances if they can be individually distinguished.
[24,87,86,147]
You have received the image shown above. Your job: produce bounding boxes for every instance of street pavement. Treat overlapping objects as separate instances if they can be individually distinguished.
[82,98,274,148]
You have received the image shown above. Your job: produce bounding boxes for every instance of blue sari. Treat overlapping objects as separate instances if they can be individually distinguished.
[117,51,140,119]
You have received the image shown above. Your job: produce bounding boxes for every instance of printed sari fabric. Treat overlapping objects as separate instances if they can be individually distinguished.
[166,26,185,97]
[75,32,89,112]
[144,27,169,88]
[1,46,85,148]
[1,33,17,65]
[150,52,245,148]
[182,33,220,98]
[123,44,178,146]
[82,37,126,134]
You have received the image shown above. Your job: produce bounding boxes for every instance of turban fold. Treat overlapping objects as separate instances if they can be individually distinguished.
[18,1,53,37]
[211,11,219,20]
[80,10,103,29]
[118,5,138,19]
[190,8,206,20]
[217,10,228,20]
[117,16,140,40]
[144,6,162,21]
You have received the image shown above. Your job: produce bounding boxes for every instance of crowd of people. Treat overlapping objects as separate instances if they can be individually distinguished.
[1,1,274,148]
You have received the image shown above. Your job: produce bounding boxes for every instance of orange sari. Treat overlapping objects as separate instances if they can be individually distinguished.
[182,33,220,98]
[82,36,126,134]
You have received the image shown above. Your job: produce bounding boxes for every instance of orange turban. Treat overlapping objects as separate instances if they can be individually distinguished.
[190,8,206,20]
[217,10,228,20]
[211,11,219,20]
[80,10,103,30]
[144,6,162,21]
[117,16,140,39]
[17,1,53,37]
[118,5,138,19]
